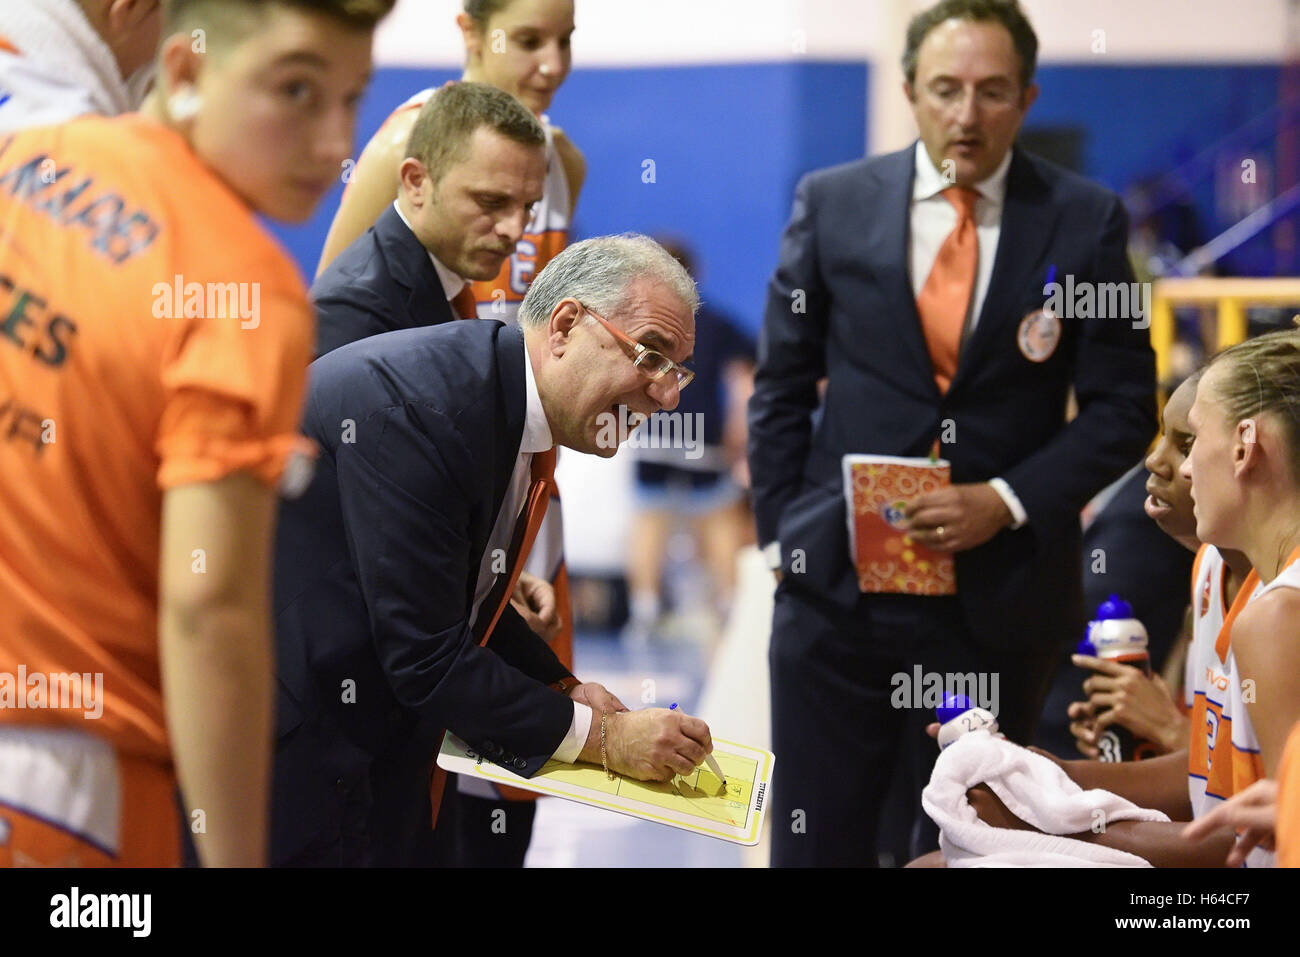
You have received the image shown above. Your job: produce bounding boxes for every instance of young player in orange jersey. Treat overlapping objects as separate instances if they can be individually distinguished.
[0,0,391,867]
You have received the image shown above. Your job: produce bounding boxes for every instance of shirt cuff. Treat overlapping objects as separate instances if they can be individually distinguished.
[988,477,1028,529]
[762,540,781,570]
[551,701,593,764]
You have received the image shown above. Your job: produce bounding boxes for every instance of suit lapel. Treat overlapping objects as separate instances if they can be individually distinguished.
[375,205,455,328]
[949,148,1059,394]
[872,147,940,398]
[488,324,528,535]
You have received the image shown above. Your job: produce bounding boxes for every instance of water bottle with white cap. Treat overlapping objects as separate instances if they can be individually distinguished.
[935,693,999,750]
[1084,594,1157,762]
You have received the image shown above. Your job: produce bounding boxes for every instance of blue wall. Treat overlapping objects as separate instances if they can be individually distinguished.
[266,61,869,336]
[267,60,1291,337]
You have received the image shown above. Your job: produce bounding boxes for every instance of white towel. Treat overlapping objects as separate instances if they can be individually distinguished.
[0,0,151,133]
[922,730,1169,867]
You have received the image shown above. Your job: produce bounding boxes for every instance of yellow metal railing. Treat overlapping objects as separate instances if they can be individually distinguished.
[1150,278,1300,384]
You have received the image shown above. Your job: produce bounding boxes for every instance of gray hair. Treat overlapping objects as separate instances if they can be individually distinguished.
[518,233,699,329]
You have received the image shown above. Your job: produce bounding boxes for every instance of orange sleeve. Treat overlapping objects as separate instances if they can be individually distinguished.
[155,269,315,490]
[1278,721,1300,867]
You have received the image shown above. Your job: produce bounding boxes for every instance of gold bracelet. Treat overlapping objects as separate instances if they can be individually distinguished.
[600,712,615,779]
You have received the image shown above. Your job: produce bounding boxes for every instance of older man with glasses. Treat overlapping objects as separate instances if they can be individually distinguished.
[270,233,713,867]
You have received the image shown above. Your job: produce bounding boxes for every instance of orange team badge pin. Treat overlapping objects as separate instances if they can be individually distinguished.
[1017,307,1061,363]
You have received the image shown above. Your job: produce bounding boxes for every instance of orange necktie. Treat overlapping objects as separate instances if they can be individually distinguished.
[917,186,979,394]
[428,449,555,827]
[452,285,478,321]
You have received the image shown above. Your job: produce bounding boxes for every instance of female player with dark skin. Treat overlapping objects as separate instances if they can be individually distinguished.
[1067,372,1251,760]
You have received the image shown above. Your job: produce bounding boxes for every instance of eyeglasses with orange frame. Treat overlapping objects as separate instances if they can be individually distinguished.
[579,302,695,391]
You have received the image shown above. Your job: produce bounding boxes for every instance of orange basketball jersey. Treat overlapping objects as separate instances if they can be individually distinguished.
[0,114,312,766]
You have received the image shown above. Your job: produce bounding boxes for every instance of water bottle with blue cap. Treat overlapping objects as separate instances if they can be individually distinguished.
[935,693,998,750]
[1084,594,1156,762]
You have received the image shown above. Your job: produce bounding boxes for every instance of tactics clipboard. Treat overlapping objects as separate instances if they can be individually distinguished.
[437,733,774,845]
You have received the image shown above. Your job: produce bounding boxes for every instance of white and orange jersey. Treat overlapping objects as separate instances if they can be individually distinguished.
[384,87,570,325]
[1186,544,1271,866]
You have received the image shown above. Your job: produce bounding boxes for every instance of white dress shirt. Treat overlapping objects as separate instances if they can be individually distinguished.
[910,142,1027,530]
[909,140,1010,336]
[394,200,591,763]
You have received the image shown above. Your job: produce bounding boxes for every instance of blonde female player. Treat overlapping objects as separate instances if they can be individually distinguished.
[1175,328,1300,865]
[316,0,586,866]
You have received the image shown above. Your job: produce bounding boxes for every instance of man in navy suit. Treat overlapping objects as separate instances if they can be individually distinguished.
[272,234,712,866]
[312,81,546,358]
[748,0,1156,866]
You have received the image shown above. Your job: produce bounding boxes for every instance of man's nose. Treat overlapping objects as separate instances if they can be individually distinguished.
[647,374,680,412]
[954,87,979,127]
[498,207,529,244]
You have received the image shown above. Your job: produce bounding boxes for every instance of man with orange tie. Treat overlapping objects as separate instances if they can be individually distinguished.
[748,0,1155,866]
[272,233,712,866]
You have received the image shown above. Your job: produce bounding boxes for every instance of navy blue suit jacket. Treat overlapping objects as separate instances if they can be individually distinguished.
[311,203,455,359]
[271,320,573,864]
[748,145,1156,652]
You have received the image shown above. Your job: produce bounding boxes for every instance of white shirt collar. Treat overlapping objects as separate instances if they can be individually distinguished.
[520,338,553,454]
[911,140,1012,206]
[392,199,466,301]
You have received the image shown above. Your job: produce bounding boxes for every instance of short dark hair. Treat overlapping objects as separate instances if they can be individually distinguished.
[902,0,1038,90]
[405,81,545,184]
[165,0,397,35]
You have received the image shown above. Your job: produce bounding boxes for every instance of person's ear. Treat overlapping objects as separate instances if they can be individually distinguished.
[1019,82,1040,113]
[1234,418,1259,478]
[547,298,583,357]
[903,80,916,105]
[398,157,431,206]
[457,12,485,64]
[156,31,202,119]
[108,0,160,33]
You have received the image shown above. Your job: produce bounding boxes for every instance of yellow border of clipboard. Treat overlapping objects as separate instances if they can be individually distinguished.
[442,735,774,845]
